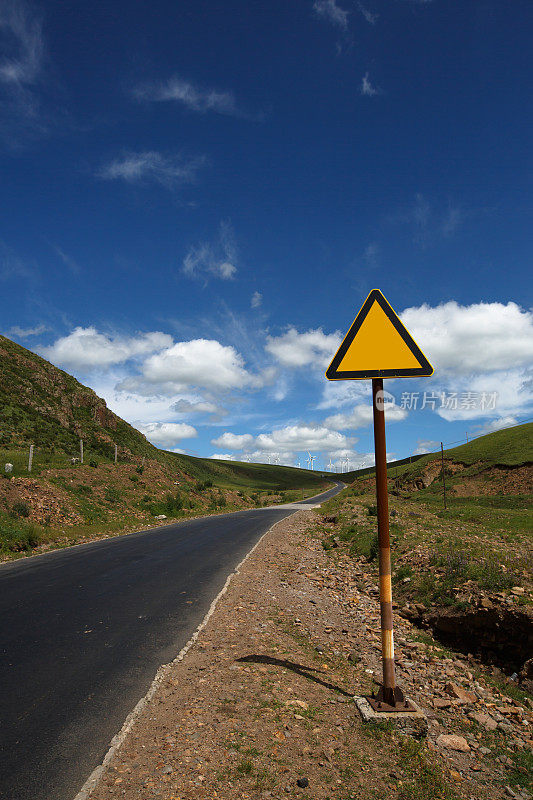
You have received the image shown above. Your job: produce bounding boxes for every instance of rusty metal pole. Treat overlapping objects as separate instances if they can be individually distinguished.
[441,442,447,511]
[371,378,403,708]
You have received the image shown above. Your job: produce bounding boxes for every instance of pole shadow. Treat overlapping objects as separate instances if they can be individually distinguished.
[236,654,353,698]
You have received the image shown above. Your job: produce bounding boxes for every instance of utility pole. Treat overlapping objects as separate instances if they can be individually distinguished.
[28,444,34,473]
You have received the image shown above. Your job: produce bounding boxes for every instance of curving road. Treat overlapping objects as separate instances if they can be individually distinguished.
[0,483,343,800]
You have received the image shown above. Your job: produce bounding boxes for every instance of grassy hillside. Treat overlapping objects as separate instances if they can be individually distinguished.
[0,334,163,464]
[341,422,533,483]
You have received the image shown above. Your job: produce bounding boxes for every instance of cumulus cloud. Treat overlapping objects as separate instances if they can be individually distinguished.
[313,0,349,31]
[413,439,439,455]
[138,421,197,447]
[325,402,407,430]
[265,327,341,369]
[211,432,254,450]
[255,424,350,454]
[130,338,262,395]
[134,75,239,116]
[182,221,238,281]
[474,416,519,436]
[172,398,223,417]
[39,328,173,370]
[401,301,533,375]
[251,291,262,309]
[98,151,205,189]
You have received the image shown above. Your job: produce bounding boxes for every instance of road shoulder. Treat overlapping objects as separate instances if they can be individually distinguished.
[84,508,530,800]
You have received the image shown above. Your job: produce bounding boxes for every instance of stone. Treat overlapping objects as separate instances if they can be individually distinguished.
[432,698,452,709]
[348,652,362,664]
[285,700,309,710]
[444,683,477,704]
[436,734,470,752]
[511,587,525,596]
[469,712,498,731]
[296,777,309,788]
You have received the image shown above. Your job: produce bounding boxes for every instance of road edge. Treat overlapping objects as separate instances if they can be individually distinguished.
[72,509,305,800]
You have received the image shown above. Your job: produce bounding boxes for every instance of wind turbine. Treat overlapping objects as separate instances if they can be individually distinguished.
[307,451,317,470]
[295,457,301,468]
[327,458,334,472]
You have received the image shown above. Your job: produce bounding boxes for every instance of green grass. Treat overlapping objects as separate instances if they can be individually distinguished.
[342,421,533,484]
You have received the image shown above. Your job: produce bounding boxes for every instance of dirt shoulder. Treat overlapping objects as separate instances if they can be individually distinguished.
[86,509,532,800]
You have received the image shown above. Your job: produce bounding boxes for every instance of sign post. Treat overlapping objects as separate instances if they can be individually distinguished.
[326,289,433,712]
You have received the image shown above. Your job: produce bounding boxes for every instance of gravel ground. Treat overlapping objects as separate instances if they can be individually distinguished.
[85,509,532,800]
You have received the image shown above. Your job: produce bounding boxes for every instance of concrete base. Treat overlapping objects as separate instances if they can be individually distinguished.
[355,696,428,738]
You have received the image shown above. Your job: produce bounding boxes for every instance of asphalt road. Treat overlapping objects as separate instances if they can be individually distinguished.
[0,483,343,800]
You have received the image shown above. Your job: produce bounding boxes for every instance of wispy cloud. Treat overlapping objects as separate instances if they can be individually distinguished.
[0,0,47,143]
[393,193,465,246]
[360,72,381,96]
[313,0,349,31]
[52,244,81,275]
[0,238,36,281]
[251,291,262,309]
[0,0,43,93]
[8,323,48,338]
[134,75,240,116]
[98,151,205,189]
[357,3,378,24]
[182,221,238,282]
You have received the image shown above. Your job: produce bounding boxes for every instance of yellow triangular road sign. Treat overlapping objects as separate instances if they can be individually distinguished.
[326,289,433,380]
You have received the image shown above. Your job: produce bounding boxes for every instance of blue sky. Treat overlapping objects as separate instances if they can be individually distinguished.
[1,0,532,469]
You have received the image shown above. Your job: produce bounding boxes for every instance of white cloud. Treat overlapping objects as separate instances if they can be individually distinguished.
[255,424,351,454]
[265,327,341,368]
[210,453,235,461]
[211,432,254,450]
[251,291,262,309]
[401,301,533,375]
[98,151,205,189]
[474,416,519,436]
[172,398,223,416]
[182,221,238,281]
[136,338,261,394]
[39,328,173,370]
[313,0,349,31]
[325,402,407,430]
[361,72,380,96]
[52,245,81,274]
[392,194,464,246]
[8,323,48,337]
[413,439,439,455]
[134,75,238,116]
[358,4,378,24]
[0,1,43,90]
[138,421,197,447]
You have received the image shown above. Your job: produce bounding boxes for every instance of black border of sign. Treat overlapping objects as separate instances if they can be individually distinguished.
[325,289,434,380]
